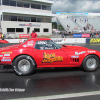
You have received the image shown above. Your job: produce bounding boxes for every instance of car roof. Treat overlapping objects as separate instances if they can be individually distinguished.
[27,38,51,41]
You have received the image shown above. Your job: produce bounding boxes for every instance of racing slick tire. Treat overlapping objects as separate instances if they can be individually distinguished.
[82,55,99,72]
[13,55,36,76]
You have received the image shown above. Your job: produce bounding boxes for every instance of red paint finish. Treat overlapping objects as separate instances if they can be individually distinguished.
[0,38,99,68]
[0,40,9,43]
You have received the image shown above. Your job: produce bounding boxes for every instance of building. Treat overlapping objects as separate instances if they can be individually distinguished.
[0,0,56,38]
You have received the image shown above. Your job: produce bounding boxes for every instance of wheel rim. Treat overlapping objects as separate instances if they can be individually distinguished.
[18,59,30,72]
[86,58,96,69]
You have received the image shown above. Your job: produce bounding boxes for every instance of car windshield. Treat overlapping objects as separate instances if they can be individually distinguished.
[51,40,62,49]
[35,40,62,50]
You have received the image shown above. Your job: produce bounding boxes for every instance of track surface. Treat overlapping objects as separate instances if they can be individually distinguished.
[0,43,100,100]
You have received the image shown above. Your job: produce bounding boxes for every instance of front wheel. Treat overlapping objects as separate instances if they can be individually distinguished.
[82,55,99,72]
[13,55,36,76]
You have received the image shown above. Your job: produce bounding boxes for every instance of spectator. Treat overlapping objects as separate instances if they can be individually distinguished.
[87,19,88,22]
[85,19,86,23]
[1,33,4,40]
[31,30,38,38]
[64,31,68,38]
[75,19,76,23]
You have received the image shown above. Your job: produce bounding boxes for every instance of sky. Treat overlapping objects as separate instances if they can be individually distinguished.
[51,0,100,14]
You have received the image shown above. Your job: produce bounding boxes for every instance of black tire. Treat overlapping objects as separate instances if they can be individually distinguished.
[13,55,36,76]
[82,55,99,72]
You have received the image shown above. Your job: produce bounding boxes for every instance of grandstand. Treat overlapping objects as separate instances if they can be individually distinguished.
[56,12,100,32]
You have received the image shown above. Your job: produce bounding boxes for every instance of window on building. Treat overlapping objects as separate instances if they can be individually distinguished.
[37,18,41,22]
[10,0,16,6]
[42,5,47,10]
[17,1,24,7]
[31,17,36,22]
[31,4,41,9]
[44,28,49,32]
[16,28,23,32]
[3,15,10,21]
[24,17,30,22]
[0,0,1,5]
[42,18,47,22]
[37,4,41,9]
[11,16,17,21]
[34,28,40,32]
[47,6,51,10]
[18,16,24,21]
[2,0,9,5]
[23,2,30,8]
[47,18,51,23]
[7,28,15,32]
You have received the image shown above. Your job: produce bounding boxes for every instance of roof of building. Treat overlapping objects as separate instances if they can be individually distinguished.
[31,0,54,4]
[1,9,56,17]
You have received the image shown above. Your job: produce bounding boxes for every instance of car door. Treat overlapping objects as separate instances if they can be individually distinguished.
[33,40,68,66]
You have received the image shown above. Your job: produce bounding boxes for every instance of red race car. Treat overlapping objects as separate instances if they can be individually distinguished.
[0,38,100,76]
[0,40,9,44]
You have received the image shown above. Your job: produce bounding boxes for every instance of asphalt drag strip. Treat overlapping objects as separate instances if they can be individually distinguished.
[0,43,100,100]
[6,91,100,100]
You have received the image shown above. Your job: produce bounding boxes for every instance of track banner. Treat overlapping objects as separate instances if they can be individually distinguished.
[86,38,100,43]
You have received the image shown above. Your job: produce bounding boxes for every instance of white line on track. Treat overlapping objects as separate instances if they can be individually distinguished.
[7,91,100,100]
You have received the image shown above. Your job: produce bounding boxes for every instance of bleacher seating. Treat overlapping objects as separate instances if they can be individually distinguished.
[57,17,100,31]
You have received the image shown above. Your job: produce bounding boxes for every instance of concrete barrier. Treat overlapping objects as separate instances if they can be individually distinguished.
[5,38,86,44]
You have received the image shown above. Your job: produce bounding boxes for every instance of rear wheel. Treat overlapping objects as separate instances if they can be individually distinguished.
[82,55,99,72]
[13,55,36,76]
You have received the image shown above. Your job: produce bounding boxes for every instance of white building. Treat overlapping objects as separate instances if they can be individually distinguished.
[0,0,56,38]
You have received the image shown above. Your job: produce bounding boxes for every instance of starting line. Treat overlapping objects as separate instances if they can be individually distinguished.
[7,91,100,100]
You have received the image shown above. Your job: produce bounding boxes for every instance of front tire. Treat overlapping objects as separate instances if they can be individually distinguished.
[13,55,36,76]
[82,55,99,72]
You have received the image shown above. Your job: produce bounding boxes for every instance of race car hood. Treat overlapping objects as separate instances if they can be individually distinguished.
[62,45,89,50]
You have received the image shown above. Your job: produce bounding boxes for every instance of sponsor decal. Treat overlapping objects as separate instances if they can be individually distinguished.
[2,52,12,54]
[27,44,33,46]
[4,54,10,56]
[27,40,34,46]
[90,38,100,43]
[87,51,96,53]
[0,55,3,57]
[23,45,27,47]
[1,59,11,61]
[27,40,34,44]
[37,41,47,44]
[45,47,54,50]
[3,57,11,59]
[71,56,79,58]
[75,51,86,55]
[42,53,63,63]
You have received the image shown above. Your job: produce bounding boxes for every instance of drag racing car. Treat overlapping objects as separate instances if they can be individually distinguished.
[0,38,100,76]
[0,40,9,44]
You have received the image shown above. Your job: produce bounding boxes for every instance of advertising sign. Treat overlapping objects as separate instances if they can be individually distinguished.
[82,34,90,38]
[19,34,30,38]
[73,34,82,38]
[86,38,100,43]
[56,12,88,16]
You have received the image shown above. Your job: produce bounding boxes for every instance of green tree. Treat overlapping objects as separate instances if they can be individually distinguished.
[58,24,64,30]
[52,22,57,29]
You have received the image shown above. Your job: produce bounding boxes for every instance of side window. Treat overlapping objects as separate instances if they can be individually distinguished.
[35,40,58,50]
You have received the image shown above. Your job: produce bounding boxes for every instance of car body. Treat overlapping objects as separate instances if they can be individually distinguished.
[0,38,100,76]
[0,40,9,44]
